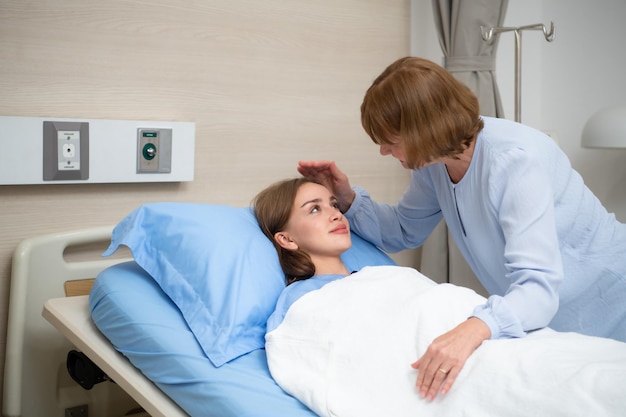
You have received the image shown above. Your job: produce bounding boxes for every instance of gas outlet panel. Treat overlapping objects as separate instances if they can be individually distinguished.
[58,130,80,170]
[0,116,194,185]
[137,128,172,173]
[43,121,90,181]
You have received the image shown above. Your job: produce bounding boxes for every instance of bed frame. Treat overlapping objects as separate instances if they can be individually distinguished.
[3,227,186,417]
[43,296,186,417]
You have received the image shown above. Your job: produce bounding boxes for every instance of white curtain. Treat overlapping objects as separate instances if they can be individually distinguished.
[420,0,508,294]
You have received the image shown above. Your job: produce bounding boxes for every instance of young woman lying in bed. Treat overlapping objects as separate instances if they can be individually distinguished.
[91,192,396,416]
[252,177,626,417]
[93,177,625,417]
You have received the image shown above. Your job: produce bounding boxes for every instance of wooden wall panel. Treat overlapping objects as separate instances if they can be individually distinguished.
[0,0,412,406]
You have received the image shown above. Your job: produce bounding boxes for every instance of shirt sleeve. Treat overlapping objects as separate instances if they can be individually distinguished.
[345,172,443,253]
[474,146,563,339]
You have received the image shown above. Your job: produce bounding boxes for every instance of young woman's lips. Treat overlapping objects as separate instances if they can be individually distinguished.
[331,224,349,234]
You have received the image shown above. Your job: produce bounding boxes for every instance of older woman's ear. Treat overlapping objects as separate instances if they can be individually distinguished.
[274,232,299,251]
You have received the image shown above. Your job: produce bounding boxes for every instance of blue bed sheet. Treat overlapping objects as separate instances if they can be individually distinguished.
[89,261,317,417]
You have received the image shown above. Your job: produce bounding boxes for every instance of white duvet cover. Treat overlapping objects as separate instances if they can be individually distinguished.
[266,266,626,417]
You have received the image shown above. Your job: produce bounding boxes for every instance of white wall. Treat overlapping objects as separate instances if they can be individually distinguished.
[412,0,626,221]
[540,0,626,220]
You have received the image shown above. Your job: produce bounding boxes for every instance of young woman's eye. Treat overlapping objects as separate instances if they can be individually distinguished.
[332,202,340,210]
[310,205,320,213]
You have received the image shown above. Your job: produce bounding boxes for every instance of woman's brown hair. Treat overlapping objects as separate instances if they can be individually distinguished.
[361,56,484,169]
[252,177,321,285]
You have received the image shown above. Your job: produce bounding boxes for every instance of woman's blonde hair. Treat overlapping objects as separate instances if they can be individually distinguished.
[361,56,484,168]
[252,177,321,285]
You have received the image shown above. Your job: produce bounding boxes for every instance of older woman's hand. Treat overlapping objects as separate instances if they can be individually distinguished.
[411,317,490,400]
[297,160,355,212]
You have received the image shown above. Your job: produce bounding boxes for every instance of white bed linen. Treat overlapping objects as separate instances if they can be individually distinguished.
[266,266,626,417]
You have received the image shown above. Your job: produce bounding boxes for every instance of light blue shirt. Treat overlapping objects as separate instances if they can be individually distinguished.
[346,116,626,341]
[266,274,346,333]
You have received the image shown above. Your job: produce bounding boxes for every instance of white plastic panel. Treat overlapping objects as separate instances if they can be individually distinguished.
[2,227,137,417]
[0,116,195,185]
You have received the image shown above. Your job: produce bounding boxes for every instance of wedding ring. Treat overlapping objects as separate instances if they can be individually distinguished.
[438,368,449,374]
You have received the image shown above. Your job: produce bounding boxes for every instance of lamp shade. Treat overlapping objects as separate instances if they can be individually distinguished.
[581,106,626,149]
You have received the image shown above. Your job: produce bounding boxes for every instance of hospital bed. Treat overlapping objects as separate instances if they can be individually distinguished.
[4,202,394,417]
[7,202,626,417]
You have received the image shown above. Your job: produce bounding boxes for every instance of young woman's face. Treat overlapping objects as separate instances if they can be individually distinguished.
[276,182,351,260]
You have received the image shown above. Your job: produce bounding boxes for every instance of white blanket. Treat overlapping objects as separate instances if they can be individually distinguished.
[266,266,626,417]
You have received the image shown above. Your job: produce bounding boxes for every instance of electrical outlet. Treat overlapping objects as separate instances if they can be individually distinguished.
[137,128,172,173]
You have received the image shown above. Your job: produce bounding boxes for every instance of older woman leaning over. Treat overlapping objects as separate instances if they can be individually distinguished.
[298,56,626,401]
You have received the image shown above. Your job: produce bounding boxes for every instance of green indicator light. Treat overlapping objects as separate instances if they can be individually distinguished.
[142,131,158,138]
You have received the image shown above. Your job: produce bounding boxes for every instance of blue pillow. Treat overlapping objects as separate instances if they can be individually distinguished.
[103,202,395,366]
[90,261,318,417]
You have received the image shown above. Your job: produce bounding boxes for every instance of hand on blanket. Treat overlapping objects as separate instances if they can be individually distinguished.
[411,317,490,401]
